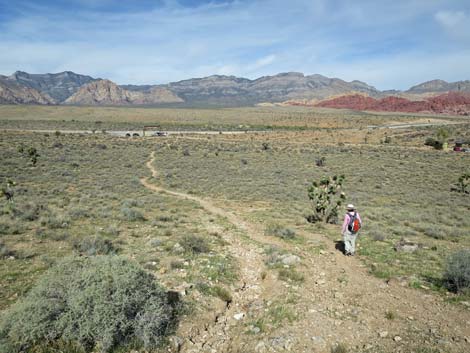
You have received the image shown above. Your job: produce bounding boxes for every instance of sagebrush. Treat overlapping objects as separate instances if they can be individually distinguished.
[0,256,174,353]
[443,249,470,293]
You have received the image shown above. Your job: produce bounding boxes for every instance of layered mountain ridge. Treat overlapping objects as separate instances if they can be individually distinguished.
[1,70,470,111]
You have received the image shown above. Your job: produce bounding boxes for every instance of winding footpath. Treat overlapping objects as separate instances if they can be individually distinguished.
[141,152,281,352]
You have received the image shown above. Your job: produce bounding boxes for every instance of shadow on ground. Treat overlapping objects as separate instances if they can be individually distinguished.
[334,240,345,255]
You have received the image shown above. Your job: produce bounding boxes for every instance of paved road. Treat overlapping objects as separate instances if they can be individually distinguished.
[2,120,467,136]
[366,121,466,129]
[0,129,268,137]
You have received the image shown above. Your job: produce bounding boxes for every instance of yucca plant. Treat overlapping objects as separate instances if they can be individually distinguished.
[307,175,346,224]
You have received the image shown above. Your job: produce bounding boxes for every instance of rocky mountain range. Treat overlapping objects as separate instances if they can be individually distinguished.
[65,80,183,105]
[7,71,98,103]
[0,75,54,104]
[156,72,380,106]
[1,70,470,108]
[406,79,470,94]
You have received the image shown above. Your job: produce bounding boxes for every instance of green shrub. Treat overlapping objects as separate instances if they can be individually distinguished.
[72,236,116,255]
[195,283,232,303]
[122,199,141,208]
[40,212,70,229]
[0,241,14,259]
[0,221,24,236]
[120,206,145,221]
[0,256,173,352]
[443,249,470,293]
[180,235,210,254]
[278,268,304,282]
[265,223,296,239]
[19,202,43,222]
[68,207,90,220]
[424,137,442,149]
[102,224,120,236]
[451,173,470,194]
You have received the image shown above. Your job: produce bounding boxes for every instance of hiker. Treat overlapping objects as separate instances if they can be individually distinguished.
[341,204,362,256]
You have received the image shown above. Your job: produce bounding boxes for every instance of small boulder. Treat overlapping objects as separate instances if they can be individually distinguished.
[394,238,420,253]
[379,331,389,338]
[233,312,245,320]
[281,254,301,265]
[173,242,184,254]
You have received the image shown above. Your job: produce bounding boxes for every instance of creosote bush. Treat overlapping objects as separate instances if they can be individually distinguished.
[0,256,173,353]
[0,241,14,259]
[265,223,296,240]
[72,235,116,255]
[180,234,211,254]
[120,206,145,221]
[443,249,470,293]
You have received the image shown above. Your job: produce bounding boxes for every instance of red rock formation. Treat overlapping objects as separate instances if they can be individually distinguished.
[314,92,470,115]
[315,94,376,110]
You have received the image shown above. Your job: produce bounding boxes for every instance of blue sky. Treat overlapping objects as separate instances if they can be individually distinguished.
[0,0,469,89]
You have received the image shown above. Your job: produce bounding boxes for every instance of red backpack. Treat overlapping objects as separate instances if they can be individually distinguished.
[348,212,361,233]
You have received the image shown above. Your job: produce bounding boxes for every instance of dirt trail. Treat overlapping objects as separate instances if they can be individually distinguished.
[142,152,470,353]
[141,152,283,352]
[143,152,285,248]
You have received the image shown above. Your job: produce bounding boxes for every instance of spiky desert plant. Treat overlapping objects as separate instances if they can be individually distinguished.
[27,147,39,166]
[307,175,346,224]
[1,179,15,202]
[457,173,469,194]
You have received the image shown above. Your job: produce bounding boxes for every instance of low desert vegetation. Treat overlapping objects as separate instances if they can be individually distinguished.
[151,134,469,293]
[0,256,174,353]
[0,110,469,352]
[443,249,470,294]
[0,130,240,352]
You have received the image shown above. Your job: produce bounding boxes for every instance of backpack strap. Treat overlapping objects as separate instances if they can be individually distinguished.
[349,212,356,222]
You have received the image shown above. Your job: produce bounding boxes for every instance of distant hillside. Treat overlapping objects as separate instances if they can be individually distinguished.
[1,70,470,108]
[314,92,470,115]
[157,72,380,106]
[0,75,55,105]
[65,80,183,105]
[8,71,98,103]
[406,79,470,94]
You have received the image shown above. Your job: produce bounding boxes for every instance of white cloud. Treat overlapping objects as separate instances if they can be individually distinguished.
[253,54,276,68]
[435,10,467,28]
[0,0,470,88]
[434,9,470,42]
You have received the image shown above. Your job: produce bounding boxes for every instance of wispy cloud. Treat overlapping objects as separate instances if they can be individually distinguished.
[0,0,469,89]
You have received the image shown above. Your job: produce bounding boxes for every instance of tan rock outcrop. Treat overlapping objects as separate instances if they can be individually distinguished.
[65,80,183,105]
